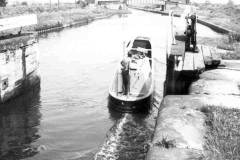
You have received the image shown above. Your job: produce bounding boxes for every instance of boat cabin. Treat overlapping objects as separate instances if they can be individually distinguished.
[126,36,152,58]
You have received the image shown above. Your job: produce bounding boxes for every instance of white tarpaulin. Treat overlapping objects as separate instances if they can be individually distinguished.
[0,14,37,31]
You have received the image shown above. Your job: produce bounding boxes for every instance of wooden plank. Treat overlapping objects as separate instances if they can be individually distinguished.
[209,47,221,66]
[0,14,37,31]
[170,40,185,56]
[193,49,205,71]
[182,51,194,71]
[201,45,212,66]
[175,55,183,71]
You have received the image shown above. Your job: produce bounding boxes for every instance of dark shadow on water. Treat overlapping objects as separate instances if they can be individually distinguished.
[107,100,150,122]
[0,85,42,160]
[108,104,125,121]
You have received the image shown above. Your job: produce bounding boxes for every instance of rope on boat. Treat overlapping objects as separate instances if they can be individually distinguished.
[152,102,160,110]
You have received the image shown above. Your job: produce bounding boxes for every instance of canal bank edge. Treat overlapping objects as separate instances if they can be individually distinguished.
[128,5,234,34]
[147,95,206,160]
[147,94,240,160]
[0,33,40,104]
[148,62,240,160]
[151,62,240,160]
[36,9,131,34]
[129,4,240,160]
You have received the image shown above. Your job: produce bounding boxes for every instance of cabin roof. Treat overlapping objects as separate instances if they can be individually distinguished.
[135,36,151,41]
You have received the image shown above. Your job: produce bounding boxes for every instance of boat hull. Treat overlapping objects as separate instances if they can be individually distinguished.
[108,94,152,113]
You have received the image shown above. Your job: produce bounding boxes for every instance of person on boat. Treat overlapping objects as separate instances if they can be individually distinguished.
[185,23,192,51]
[127,50,133,57]
[121,57,130,95]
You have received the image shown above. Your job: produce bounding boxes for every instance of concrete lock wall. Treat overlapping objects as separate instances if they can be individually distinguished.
[0,35,39,103]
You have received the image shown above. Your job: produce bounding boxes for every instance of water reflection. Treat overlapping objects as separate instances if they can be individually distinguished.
[108,103,125,121]
[0,85,41,160]
[107,101,150,121]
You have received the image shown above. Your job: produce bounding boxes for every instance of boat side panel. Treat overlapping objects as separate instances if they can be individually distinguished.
[108,94,152,113]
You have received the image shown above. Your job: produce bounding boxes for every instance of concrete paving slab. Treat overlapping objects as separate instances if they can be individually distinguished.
[189,79,240,96]
[221,60,240,70]
[201,45,212,66]
[146,94,240,160]
[209,47,221,66]
[182,52,194,71]
[194,49,205,71]
[147,95,206,160]
[199,68,240,83]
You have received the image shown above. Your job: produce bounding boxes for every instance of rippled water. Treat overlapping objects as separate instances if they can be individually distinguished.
[0,9,220,160]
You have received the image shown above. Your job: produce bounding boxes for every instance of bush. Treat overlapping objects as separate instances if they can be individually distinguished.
[204,106,240,160]
[35,6,44,13]
[85,0,95,4]
[229,33,240,43]
[21,1,28,6]
[76,0,87,8]
[0,0,7,7]
[227,0,234,6]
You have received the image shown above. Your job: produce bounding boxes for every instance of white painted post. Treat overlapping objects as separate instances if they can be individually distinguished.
[22,47,27,81]
[170,11,176,45]
[166,10,172,58]
[123,41,126,58]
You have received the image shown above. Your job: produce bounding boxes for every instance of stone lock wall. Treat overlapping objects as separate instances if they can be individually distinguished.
[0,35,39,103]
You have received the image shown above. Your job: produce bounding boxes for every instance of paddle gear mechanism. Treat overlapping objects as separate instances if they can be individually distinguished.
[185,13,198,52]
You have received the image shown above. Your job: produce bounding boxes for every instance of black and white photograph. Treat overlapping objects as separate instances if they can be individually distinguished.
[0,0,240,159]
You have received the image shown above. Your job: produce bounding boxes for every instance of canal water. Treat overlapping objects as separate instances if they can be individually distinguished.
[0,9,221,160]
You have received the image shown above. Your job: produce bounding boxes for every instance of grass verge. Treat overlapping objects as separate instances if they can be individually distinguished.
[0,3,130,35]
[193,3,240,60]
[193,3,240,33]
[197,36,240,60]
[201,106,240,160]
